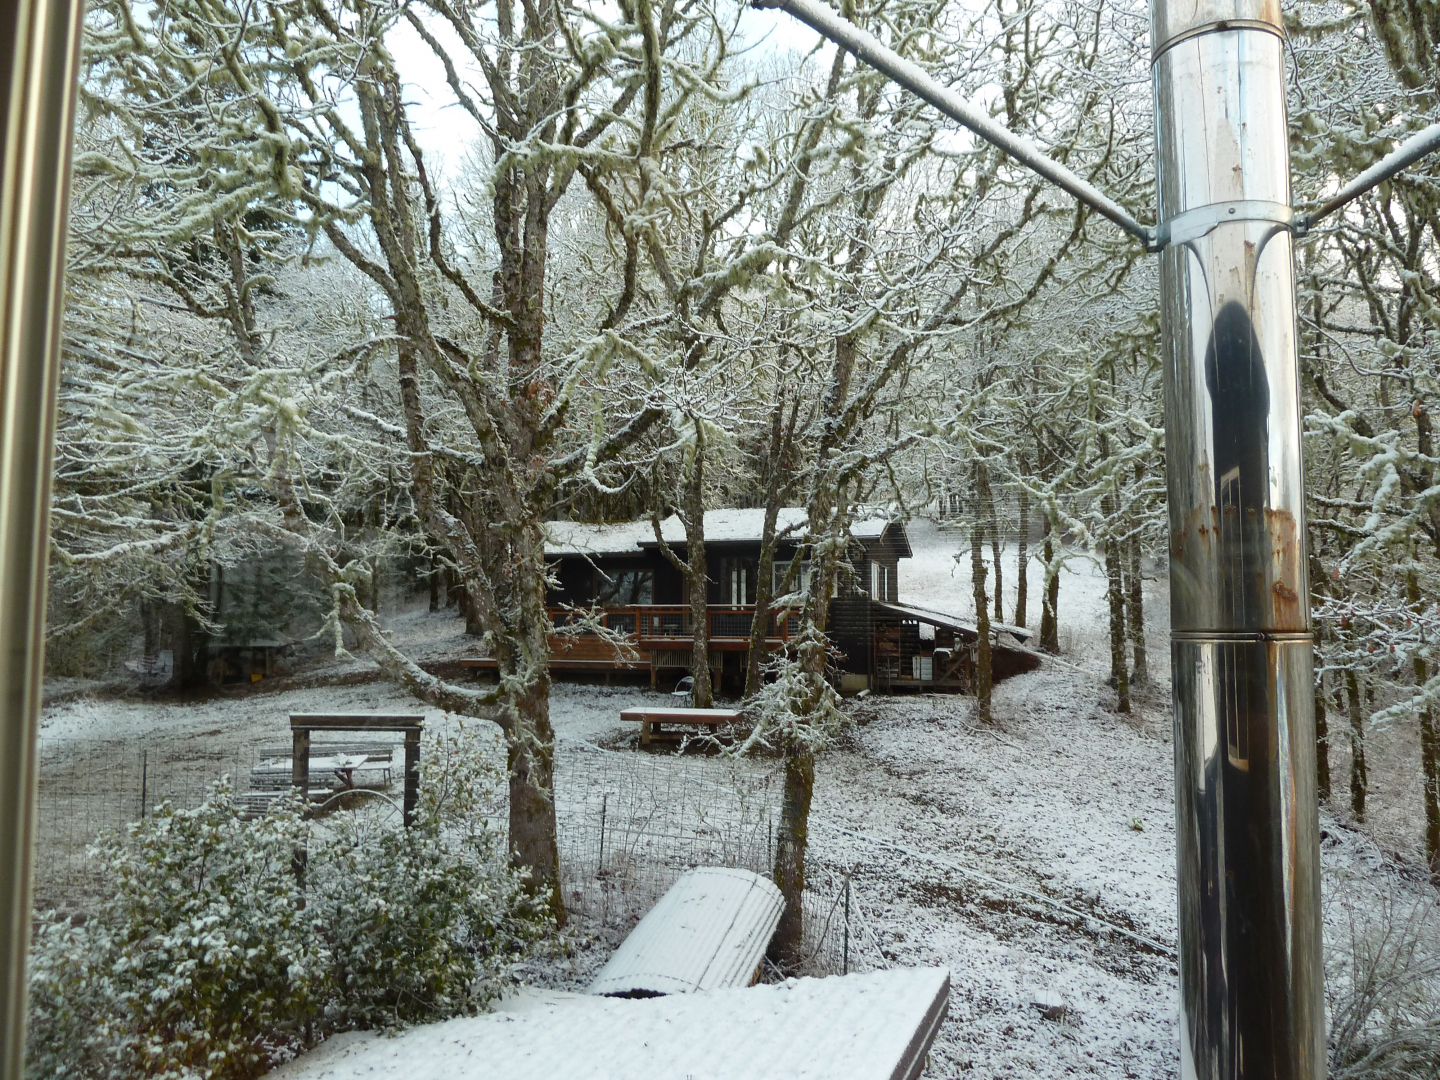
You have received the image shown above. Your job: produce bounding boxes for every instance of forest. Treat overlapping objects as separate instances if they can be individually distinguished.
[28,0,1440,1075]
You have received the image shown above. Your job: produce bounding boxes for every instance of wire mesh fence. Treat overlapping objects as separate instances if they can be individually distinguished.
[33,737,256,910]
[34,736,865,975]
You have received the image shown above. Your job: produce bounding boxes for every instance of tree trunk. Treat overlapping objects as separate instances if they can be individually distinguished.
[1419,694,1440,882]
[1408,569,1440,877]
[1102,498,1130,713]
[1039,515,1060,654]
[428,555,441,612]
[1124,533,1147,684]
[983,473,1003,624]
[747,396,799,699]
[1346,668,1367,823]
[745,508,783,700]
[971,496,992,725]
[769,745,814,969]
[770,327,858,968]
[1314,670,1331,805]
[1014,485,1029,629]
[506,669,564,922]
[687,543,712,708]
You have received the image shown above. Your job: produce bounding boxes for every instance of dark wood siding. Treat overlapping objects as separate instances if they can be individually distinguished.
[548,558,593,606]
[828,596,873,676]
[858,528,906,602]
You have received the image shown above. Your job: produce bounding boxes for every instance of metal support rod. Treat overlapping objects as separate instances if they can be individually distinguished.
[0,0,86,1073]
[1151,2,1324,1075]
[1297,120,1440,232]
[749,0,1155,246]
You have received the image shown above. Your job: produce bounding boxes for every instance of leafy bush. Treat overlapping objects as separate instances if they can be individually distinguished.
[27,726,548,1080]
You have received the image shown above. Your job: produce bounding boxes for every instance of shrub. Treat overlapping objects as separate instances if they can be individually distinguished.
[1329,894,1440,1080]
[28,789,322,1080]
[27,724,548,1079]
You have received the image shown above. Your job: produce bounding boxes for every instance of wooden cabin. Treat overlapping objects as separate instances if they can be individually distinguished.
[463,509,1039,693]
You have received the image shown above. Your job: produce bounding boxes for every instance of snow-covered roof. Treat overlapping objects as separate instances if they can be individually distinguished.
[872,600,1033,643]
[266,968,951,1080]
[588,867,782,997]
[542,519,658,557]
[544,510,906,556]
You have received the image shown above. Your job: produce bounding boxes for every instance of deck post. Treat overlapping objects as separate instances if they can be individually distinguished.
[291,727,311,802]
[403,729,421,827]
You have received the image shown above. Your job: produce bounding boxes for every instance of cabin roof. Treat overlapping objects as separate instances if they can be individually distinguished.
[872,600,1033,643]
[543,510,909,557]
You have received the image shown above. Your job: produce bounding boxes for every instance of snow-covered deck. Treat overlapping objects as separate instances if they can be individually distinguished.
[268,968,950,1080]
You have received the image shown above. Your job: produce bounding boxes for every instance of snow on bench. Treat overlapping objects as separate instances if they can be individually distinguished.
[619,706,743,746]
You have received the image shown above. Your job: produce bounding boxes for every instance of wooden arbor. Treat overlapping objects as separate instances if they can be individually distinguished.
[290,713,424,826]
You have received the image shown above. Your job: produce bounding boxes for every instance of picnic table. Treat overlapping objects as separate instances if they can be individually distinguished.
[252,753,373,789]
[620,707,744,746]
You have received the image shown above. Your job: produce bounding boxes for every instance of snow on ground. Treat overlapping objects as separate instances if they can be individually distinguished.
[35,521,1440,1080]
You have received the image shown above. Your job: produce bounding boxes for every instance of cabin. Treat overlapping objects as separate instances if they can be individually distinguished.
[463,509,1039,693]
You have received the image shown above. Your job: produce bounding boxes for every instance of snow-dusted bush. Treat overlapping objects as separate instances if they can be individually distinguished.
[27,788,323,1079]
[315,724,545,1029]
[1329,895,1440,1079]
[27,735,547,1079]
[314,821,540,1031]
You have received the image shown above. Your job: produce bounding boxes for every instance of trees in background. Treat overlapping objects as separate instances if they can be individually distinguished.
[56,0,1440,942]
[1289,0,1440,876]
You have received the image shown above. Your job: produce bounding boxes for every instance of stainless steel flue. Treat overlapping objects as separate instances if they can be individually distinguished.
[1151,2,1325,1076]
[0,0,86,1072]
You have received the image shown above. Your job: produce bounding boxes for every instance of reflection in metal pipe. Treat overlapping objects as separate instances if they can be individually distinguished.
[1152,2,1325,1076]
[0,0,86,1073]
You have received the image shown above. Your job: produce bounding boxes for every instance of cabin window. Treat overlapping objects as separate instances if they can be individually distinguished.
[773,560,811,596]
[729,564,747,605]
[870,562,890,600]
[594,568,653,606]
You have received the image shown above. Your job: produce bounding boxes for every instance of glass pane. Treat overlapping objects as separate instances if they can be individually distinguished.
[593,569,653,606]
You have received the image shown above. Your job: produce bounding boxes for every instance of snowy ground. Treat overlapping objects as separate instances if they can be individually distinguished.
[35,522,1440,1078]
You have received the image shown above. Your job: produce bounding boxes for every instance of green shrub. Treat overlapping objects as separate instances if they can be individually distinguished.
[27,726,548,1080]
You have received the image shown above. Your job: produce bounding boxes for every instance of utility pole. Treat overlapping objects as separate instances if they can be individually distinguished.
[1151,2,1325,1075]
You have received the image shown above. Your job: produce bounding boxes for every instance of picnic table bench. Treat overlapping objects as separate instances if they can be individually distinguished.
[620,707,744,746]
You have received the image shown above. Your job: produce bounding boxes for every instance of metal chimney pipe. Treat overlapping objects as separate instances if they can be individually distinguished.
[1150,2,1325,1076]
[0,0,86,1073]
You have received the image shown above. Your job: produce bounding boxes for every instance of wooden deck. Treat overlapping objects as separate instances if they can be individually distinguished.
[459,605,798,684]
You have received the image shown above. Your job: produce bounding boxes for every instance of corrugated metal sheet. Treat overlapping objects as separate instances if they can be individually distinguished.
[269,967,952,1080]
[587,867,783,997]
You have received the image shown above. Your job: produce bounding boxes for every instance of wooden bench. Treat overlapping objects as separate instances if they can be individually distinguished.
[620,707,744,746]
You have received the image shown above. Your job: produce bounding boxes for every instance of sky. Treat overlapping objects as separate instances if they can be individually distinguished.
[385,3,831,188]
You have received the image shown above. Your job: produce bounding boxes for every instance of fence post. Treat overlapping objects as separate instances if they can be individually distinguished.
[843,873,851,975]
[598,792,608,876]
[402,728,420,828]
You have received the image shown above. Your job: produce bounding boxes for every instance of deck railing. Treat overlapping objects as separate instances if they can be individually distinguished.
[549,604,800,642]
